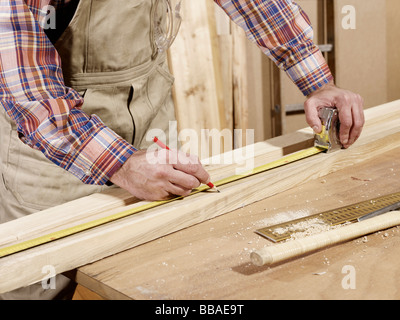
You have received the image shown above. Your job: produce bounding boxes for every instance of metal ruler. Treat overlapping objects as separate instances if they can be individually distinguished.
[256,191,400,243]
[0,145,325,259]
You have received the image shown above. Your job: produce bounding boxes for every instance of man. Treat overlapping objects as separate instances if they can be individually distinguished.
[0,0,364,299]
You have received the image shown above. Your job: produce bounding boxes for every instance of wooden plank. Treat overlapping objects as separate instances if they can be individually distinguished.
[232,23,273,145]
[214,5,234,134]
[168,0,227,157]
[76,147,400,300]
[72,284,106,301]
[170,1,274,156]
[0,100,399,294]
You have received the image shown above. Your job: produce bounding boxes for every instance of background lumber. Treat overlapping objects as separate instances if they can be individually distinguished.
[231,21,273,148]
[168,0,400,138]
[168,0,227,157]
[0,100,399,294]
[168,1,274,157]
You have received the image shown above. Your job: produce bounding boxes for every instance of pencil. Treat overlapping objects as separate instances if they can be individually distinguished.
[153,137,220,193]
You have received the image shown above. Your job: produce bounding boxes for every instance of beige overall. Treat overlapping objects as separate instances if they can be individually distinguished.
[0,0,176,298]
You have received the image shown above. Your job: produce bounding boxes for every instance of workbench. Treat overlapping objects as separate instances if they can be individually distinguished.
[73,147,400,300]
[0,101,398,300]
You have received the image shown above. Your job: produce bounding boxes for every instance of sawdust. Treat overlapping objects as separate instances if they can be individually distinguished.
[254,209,312,228]
[272,217,344,241]
[253,209,346,241]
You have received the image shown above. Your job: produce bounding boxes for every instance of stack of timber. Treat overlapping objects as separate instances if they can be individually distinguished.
[168,0,226,137]
[0,100,399,293]
[168,1,273,156]
[169,0,400,151]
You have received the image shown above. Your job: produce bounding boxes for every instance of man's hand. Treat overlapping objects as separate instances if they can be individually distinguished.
[109,149,211,201]
[304,82,364,149]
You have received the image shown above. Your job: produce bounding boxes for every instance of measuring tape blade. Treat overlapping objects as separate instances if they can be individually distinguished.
[0,146,325,258]
[256,191,400,242]
[213,146,324,187]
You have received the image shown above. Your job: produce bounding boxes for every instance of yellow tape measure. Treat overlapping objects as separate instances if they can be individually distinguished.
[0,146,325,259]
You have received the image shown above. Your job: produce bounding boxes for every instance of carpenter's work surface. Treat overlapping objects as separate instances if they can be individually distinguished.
[1,101,399,297]
[75,147,400,300]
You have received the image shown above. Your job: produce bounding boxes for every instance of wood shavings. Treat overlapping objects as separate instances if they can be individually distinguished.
[351,176,372,182]
[313,271,327,276]
[254,210,311,228]
[272,218,344,241]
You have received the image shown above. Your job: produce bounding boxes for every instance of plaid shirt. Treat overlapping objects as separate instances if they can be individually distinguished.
[215,0,333,95]
[0,0,333,186]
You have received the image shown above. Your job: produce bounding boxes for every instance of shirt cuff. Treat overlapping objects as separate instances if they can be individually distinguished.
[284,50,334,96]
[66,115,136,185]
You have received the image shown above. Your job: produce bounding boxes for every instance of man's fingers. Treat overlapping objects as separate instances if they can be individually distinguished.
[166,182,195,198]
[172,152,211,186]
[304,99,322,133]
[162,165,202,190]
[110,149,209,201]
[336,102,352,146]
[304,82,365,149]
[152,149,210,189]
[336,93,364,148]
[348,94,365,146]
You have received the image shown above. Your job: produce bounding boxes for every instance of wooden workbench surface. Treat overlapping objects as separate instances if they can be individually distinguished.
[75,147,400,300]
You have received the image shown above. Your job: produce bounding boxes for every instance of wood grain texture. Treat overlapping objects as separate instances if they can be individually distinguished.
[0,100,399,294]
[76,147,400,300]
[169,1,274,156]
[72,284,106,300]
[168,0,226,151]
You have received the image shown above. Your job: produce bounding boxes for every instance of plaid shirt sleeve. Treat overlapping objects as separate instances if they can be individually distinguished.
[215,0,334,96]
[0,0,136,185]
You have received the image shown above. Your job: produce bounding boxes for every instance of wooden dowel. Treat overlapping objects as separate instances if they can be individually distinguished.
[250,211,400,267]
